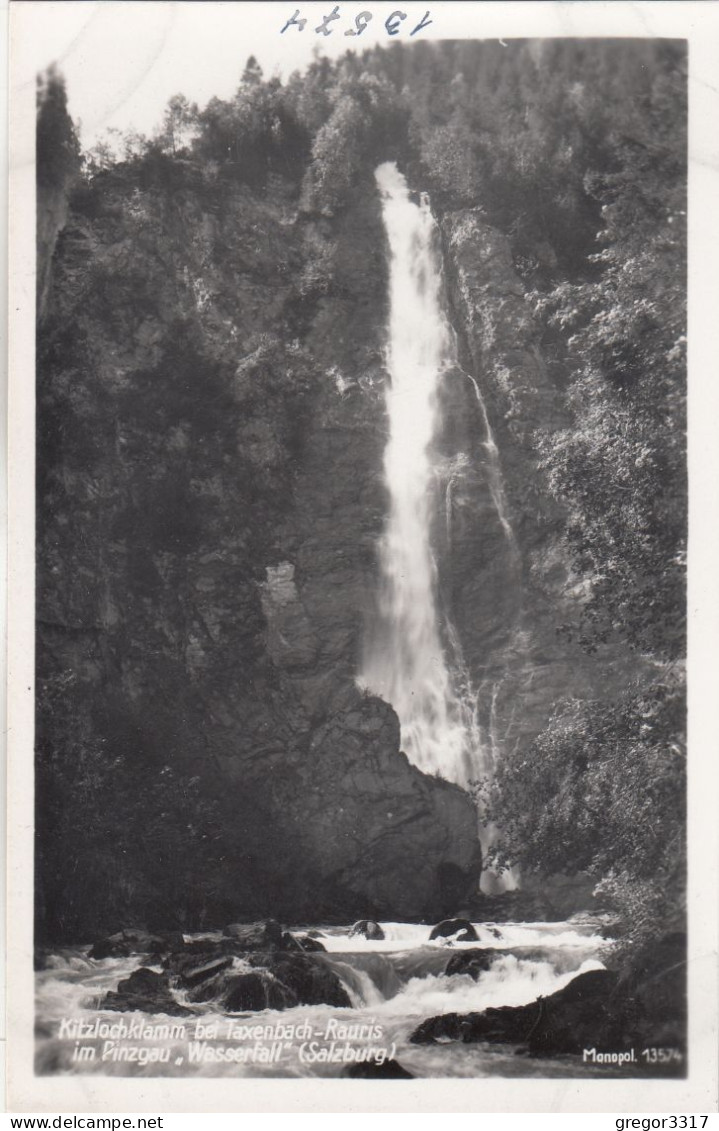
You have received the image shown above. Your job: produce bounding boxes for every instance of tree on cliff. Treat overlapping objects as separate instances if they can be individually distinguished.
[532,54,686,660]
[36,66,80,191]
[156,93,199,155]
[36,67,81,315]
[241,55,264,87]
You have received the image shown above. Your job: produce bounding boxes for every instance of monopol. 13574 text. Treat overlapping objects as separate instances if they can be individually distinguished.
[281,8,433,38]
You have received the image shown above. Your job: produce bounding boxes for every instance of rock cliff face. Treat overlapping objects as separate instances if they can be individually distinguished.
[36,159,480,939]
[433,209,642,752]
[37,146,644,938]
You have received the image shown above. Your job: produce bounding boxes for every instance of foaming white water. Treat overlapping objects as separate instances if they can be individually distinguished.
[368,956,605,1016]
[35,920,609,1079]
[318,920,606,954]
[360,162,485,787]
[326,960,387,1008]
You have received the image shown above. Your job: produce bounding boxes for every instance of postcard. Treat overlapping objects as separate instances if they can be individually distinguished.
[6,0,719,1114]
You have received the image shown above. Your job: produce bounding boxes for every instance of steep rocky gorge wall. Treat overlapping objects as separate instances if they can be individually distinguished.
[434,209,644,756]
[36,160,480,940]
[36,145,647,940]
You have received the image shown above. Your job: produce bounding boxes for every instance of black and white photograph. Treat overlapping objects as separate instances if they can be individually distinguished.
[6,0,719,1113]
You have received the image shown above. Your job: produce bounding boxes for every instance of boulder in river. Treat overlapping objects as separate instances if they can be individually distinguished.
[349,920,385,941]
[444,949,496,979]
[176,955,234,989]
[101,967,192,1016]
[246,952,352,1008]
[181,950,351,1010]
[223,971,298,1012]
[89,929,184,960]
[296,935,327,953]
[222,919,284,949]
[281,931,304,951]
[343,1058,414,1079]
[411,968,620,1054]
[161,926,322,982]
[429,918,478,943]
[163,944,231,977]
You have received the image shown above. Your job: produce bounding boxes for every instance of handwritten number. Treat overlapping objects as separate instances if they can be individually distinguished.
[410,10,432,36]
[281,7,432,37]
[315,5,341,35]
[385,10,407,36]
[280,8,307,33]
[345,11,373,36]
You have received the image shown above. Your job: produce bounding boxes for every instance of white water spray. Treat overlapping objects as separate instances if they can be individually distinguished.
[360,163,484,787]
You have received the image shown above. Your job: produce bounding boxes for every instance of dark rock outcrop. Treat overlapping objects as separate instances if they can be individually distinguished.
[343,1058,414,1079]
[101,968,191,1016]
[281,932,303,951]
[429,918,478,943]
[411,968,619,1054]
[223,972,298,1013]
[444,948,496,979]
[162,925,319,979]
[163,944,235,978]
[296,935,327,953]
[282,695,481,919]
[245,952,352,1009]
[106,932,353,1013]
[186,951,351,1011]
[36,163,481,940]
[349,920,385,941]
[223,920,284,949]
[89,929,184,960]
[436,210,648,766]
[412,935,687,1072]
[162,931,292,977]
[176,956,234,989]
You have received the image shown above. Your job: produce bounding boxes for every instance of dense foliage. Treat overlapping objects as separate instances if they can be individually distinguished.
[37,66,81,190]
[36,672,227,939]
[484,677,685,942]
[37,41,686,943]
[448,43,687,944]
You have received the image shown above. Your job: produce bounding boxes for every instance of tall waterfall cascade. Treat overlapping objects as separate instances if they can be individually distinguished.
[361,162,515,801]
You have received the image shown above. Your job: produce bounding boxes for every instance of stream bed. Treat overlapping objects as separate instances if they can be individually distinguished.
[35,917,640,1079]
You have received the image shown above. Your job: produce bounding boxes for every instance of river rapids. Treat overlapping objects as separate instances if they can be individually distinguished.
[35,917,626,1079]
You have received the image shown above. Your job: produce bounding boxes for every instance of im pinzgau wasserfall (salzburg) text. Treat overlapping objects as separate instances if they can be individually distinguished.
[57,1015,396,1069]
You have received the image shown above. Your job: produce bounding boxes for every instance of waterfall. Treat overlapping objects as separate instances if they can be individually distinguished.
[466,373,518,553]
[360,162,485,789]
